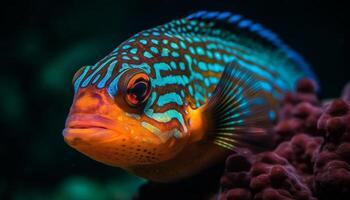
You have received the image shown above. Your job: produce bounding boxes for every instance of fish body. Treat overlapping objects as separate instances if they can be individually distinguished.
[63,11,318,182]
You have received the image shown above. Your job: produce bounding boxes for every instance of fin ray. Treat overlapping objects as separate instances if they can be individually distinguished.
[202,62,277,151]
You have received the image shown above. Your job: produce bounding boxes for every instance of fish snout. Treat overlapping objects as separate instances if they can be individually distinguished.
[63,89,122,147]
[70,90,105,114]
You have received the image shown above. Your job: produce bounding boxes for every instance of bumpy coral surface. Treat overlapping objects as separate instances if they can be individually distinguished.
[219,79,350,200]
[274,78,322,143]
[275,134,323,189]
[135,80,350,200]
[314,99,350,199]
[219,151,316,200]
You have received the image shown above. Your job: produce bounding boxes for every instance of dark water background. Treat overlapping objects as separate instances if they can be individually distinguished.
[1,0,348,199]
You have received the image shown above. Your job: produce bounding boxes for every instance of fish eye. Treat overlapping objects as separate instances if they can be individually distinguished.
[125,73,151,107]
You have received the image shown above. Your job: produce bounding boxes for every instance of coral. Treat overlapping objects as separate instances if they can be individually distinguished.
[275,134,323,189]
[314,99,350,199]
[219,79,350,200]
[274,79,322,143]
[219,151,316,200]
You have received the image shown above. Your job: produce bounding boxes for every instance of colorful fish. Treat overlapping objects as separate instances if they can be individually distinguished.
[63,11,318,182]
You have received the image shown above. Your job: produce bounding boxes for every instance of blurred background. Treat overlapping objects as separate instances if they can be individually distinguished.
[1,0,348,199]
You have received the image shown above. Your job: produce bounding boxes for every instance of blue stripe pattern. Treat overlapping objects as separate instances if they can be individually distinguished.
[71,10,319,143]
[186,10,318,84]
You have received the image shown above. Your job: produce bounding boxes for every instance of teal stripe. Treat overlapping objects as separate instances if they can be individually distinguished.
[193,35,299,88]
[154,62,172,76]
[130,63,151,74]
[197,62,208,71]
[208,36,296,90]
[235,59,288,91]
[74,66,91,92]
[81,57,115,87]
[207,63,224,73]
[92,74,101,84]
[97,60,117,88]
[143,51,153,58]
[194,92,205,103]
[184,54,206,82]
[150,46,159,54]
[144,91,157,110]
[144,108,186,131]
[157,92,183,106]
[153,75,190,87]
[152,62,190,87]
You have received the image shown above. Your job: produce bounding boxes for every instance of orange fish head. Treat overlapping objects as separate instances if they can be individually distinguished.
[63,67,188,170]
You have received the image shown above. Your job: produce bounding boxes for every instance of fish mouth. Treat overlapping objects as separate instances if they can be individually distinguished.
[63,114,120,145]
[64,114,116,130]
[66,115,112,129]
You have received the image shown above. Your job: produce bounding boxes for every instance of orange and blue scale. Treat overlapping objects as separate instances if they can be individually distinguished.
[63,11,318,182]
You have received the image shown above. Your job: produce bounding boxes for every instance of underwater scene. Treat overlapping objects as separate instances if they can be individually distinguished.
[1,0,349,199]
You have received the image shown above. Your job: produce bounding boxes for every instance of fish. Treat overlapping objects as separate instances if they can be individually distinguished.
[63,11,318,182]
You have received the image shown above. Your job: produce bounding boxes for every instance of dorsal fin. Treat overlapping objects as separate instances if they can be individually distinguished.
[186,11,318,84]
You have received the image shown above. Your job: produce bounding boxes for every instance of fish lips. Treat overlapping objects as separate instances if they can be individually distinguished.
[63,114,120,146]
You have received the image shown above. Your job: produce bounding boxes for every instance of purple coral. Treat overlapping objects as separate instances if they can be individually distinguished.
[275,79,322,143]
[218,79,350,200]
[275,134,323,189]
[219,151,316,200]
[314,99,350,199]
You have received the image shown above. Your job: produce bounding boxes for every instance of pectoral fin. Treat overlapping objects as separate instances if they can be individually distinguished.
[199,62,278,151]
